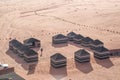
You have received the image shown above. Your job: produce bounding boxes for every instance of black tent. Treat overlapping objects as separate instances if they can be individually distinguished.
[67,32,77,41]
[52,34,68,44]
[73,34,84,44]
[90,39,103,48]
[50,53,67,68]
[23,47,38,63]
[93,46,110,59]
[9,39,24,54]
[75,49,90,63]
[81,37,93,47]
[23,38,41,48]
[9,39,38,63]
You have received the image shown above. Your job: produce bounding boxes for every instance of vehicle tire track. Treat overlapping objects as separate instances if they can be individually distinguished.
[35,13,120,35]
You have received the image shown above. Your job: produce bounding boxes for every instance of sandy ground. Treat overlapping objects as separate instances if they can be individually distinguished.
[0,0,120,80]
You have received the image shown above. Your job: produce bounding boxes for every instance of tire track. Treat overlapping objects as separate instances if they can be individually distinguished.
[20,3,69,15]
[35,13,120,35]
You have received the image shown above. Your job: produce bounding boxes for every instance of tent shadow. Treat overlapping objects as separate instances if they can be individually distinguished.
[52,43,68,48]
[27,63,37,75]
[6,49,29,70]
[6,49,37,72]
[95,58,114,68]
[75,61,93,73]
[49,66,67,80]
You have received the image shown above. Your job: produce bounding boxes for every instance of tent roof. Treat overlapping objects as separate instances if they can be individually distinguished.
[9,39,23,48]
[53,34,67,39]
[67,32,77,37]
[75,49,90,56]
[21,46,37,56]
[50,53,66,61]
[24,38,40,43]
[82,37,93,43]
[91,39,103,45]
[94,46,109,52]
[74,34,84,39]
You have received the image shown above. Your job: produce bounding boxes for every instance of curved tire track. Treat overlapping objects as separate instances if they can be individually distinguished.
[35,13,120,35]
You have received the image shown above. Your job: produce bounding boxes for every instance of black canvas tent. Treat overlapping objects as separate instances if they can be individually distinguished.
[93,46,110,59]
[90,39,103,49]
[73,34,84,44]
[50,53,67,68]
[23,38,41,48]
[9,39,38,63]
[67,32,77,41]
[75,49,90,63]
[81,37,93,47]
[52,34,68,44]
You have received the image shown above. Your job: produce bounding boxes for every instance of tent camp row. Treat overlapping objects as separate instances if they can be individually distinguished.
[50,49,90,68]
[50,47,110,68]
[52,32,110,60]
[9,39,39,63]
[52,32,103,47]
[52,32,104,48]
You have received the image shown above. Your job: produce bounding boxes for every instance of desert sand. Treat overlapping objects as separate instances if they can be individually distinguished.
[0,0,120,80]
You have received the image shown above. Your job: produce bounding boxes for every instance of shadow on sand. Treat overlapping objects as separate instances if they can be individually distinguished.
[95,58,114,68]
[49,66,67,80]
[75,61,93,73]
[52,43,68,48]
[27,63,37,75]
[6,49,37,74]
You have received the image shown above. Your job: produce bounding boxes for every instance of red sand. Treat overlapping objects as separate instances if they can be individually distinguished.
[0,0,120,80]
